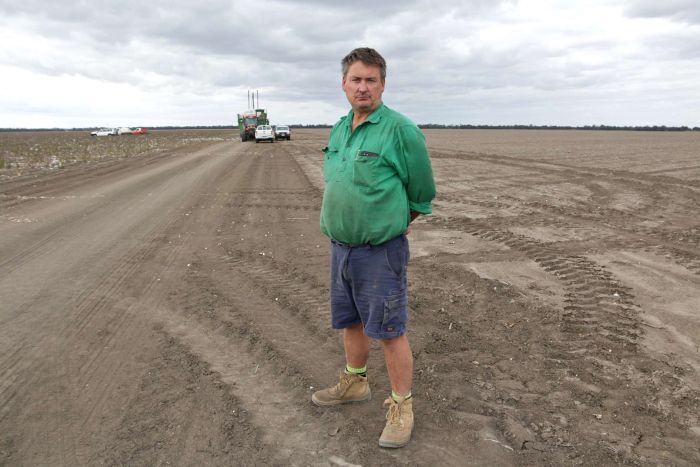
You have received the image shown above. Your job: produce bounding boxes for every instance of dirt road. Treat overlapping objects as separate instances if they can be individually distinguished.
[1,130,699,465]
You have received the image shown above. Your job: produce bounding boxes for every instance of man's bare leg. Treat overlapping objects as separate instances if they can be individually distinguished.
[381,334,413,396]
[344,322,370,368]
[311,322,371,406]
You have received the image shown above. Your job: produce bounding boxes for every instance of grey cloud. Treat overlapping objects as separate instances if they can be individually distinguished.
[624,0,700,24]
[1,0,367,81]
[446,0,519,19]
[0,0,671,100]
[639,30,700,60]
[1,0,699,127]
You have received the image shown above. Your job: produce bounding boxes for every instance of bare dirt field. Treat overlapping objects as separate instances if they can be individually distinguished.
[1,128,699,466]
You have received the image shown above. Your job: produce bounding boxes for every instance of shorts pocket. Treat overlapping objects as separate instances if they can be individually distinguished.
[384,236,408,278]
[382,293,408,334]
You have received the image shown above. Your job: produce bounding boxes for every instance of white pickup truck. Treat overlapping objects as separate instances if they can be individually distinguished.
[255,125,274,143]
[90,128,117,136]
[274,125,291,140]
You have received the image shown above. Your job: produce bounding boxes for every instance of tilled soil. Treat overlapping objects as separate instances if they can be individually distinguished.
[1,129,698,466]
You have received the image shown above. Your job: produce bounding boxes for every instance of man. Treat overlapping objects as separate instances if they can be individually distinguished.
[312,47,436,449]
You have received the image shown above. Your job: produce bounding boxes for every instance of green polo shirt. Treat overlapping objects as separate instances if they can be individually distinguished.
[320,103,436,245]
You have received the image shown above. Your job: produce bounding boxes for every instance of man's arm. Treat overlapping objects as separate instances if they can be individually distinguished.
[396,125,436,216]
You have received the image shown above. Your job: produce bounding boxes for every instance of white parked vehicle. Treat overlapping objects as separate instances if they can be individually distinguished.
[275,125,291,140]
[90,128,117,136]
[255,124,274,143]
[117,127,133,135]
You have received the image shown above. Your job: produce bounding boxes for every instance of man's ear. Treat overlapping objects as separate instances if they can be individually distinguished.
[341,77,347,91]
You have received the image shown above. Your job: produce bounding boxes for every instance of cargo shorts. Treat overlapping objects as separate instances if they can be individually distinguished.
[329,234,409,339]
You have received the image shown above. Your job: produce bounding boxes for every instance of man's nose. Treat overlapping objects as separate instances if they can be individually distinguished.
[357,80,369,91]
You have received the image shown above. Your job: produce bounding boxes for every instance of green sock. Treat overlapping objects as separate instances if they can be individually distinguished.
[391,390,412,402]
[345,365,367,376]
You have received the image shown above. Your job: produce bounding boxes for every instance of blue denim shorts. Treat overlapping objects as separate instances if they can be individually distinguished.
[329,234,409,339]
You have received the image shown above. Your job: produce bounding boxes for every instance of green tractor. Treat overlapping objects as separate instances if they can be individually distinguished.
[237,108,269,142]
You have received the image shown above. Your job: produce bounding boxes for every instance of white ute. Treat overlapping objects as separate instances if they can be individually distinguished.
[90,128,117,136]
[275,125,291,140]
[255,125,274,143]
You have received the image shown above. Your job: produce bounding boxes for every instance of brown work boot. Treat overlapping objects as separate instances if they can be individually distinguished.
[379,396,414,448]
[311,371,371,406]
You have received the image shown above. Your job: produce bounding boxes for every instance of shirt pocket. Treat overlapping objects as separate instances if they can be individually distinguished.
[352,150,382,187]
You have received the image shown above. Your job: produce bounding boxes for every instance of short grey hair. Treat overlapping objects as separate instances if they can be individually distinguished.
[341,47,387,80]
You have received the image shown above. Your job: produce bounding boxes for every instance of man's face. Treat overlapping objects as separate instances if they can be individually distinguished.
[342,61,385,114]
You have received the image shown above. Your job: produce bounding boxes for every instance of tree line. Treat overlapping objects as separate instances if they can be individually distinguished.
[2,124,699,132]
[415,124,700,131]
[281,124,700,131]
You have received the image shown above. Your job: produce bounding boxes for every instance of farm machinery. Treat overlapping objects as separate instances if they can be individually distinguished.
[237,90,269,142]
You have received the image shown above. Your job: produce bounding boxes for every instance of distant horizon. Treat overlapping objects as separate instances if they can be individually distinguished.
[2,123,699,132]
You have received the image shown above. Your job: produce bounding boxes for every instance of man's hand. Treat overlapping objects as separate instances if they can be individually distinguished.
[406,211,420,234]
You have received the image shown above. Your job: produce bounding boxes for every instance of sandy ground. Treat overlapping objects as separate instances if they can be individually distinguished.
[0,129,698,466]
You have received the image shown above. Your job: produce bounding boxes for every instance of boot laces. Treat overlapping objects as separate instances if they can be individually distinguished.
[331,372,353,396]
[384,399,404,427]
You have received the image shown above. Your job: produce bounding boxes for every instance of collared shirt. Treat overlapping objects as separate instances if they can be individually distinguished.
[320,103,436,245]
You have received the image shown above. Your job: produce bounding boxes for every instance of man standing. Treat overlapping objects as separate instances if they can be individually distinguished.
[312,47,436,448]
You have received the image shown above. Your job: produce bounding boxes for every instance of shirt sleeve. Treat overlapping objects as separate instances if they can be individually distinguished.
[395,125,436,215]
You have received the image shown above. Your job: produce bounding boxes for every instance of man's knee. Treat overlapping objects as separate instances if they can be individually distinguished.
[380,334,409,349]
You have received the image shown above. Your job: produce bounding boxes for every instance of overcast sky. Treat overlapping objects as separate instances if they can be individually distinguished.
[1,0,699,128]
